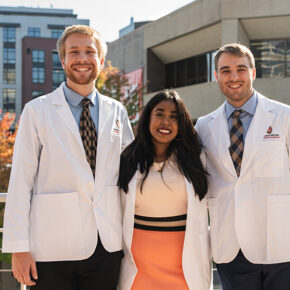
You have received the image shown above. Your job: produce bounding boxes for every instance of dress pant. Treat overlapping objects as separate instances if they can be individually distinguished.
[30,237,123,290]
[216,250,290,290]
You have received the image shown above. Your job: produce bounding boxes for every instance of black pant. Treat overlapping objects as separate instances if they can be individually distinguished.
[216,250,290,290]
[30,238,123,290]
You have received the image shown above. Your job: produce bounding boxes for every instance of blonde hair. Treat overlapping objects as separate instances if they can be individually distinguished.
[57,25,107,61]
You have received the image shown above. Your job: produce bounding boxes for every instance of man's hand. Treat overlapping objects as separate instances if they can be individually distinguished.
[12,252,38,286]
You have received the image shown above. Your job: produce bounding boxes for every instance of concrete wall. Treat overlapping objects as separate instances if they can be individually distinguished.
[143,0,221,49]
[221,0,290,18]
[106,27,144,73]
[144,78,290,119]
[221,19,249,46]
[150,23,221,64]
[254,79,290,105]
[144,82,222,118]
[108,0,290,118]
[241,16,290,40]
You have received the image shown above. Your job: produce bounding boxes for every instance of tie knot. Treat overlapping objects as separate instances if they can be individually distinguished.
[81,98,91,107]
[232,110,242,119]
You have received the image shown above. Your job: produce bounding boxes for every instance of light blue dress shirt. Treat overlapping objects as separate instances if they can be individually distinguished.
[225,90,258,142]
[62,83,99,133]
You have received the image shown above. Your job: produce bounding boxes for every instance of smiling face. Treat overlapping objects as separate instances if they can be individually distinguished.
[215,53,256,108]
[149,100,178,155]
[61,33,104,90]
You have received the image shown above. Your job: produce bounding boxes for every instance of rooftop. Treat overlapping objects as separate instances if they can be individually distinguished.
[0,6,76,17]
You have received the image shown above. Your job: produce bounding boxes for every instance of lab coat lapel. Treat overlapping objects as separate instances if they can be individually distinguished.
[52,84,83,149]
[208,103,237,177]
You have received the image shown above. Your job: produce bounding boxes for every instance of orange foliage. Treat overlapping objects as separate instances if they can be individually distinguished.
[0,110,17,192]
[96,61,120,91]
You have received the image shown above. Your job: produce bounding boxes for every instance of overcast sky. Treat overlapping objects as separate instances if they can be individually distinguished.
[0,0,195,42]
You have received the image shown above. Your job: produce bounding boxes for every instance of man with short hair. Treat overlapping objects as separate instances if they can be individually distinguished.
[3,25,134,290]
[196,43,290,290]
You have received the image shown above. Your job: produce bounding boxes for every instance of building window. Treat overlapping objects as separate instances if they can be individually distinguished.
[52,70,65,88]
[32,91,44,99]
[3,27,16,42]
[52,52,62,68]
[32,50,45,83]
[52,52,65,88]
[51,29,63,39]
[251,39,290,78]
[165,51,215,89]
[28,27,41,37]
[3,48,16,64]
[32,50,45,64]
[32,67,45,83]
[3,88,16,113]
[3,68,16,84]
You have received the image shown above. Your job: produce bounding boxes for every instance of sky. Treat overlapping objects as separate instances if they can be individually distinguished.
[0,0,195,42]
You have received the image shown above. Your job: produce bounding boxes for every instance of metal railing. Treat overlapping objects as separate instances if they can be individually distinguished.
[0,193,26,290]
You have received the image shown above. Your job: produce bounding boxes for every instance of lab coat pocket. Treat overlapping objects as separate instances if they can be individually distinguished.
[267,194,290,261]
[30,191,82,260]
[254,141,284,177]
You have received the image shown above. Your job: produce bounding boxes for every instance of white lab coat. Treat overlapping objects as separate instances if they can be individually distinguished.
[2,82,134,261]
[119,171,212,290]
[195,92,290,264]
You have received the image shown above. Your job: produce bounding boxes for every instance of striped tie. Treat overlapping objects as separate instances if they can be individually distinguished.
[80,98,97,177]
[229,110,243,176]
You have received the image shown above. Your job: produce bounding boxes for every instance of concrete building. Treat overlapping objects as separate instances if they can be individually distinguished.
[0,6,89,115]
[119,17,150,38]
[107,0,290,118]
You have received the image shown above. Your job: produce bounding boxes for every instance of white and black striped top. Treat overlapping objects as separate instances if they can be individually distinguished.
[134,157,187,231]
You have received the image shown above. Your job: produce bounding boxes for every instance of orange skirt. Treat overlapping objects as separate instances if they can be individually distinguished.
[131,228,189,290]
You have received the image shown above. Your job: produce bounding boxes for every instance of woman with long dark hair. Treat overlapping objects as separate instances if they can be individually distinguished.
[118,90,211,290]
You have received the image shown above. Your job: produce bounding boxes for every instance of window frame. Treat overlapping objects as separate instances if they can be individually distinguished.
[32,67,45,84]
[251,38,290,79]
[3,88,16,113]
[28,27,41,37]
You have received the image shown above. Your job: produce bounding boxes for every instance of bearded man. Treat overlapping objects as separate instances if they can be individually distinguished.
[3,25,133,290]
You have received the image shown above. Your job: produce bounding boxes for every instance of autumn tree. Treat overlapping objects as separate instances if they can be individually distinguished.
[0,110,17,263]
[96,61,144,129]
[0,111,17,192]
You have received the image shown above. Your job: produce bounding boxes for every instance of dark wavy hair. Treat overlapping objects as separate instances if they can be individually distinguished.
[117,90,208,200]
